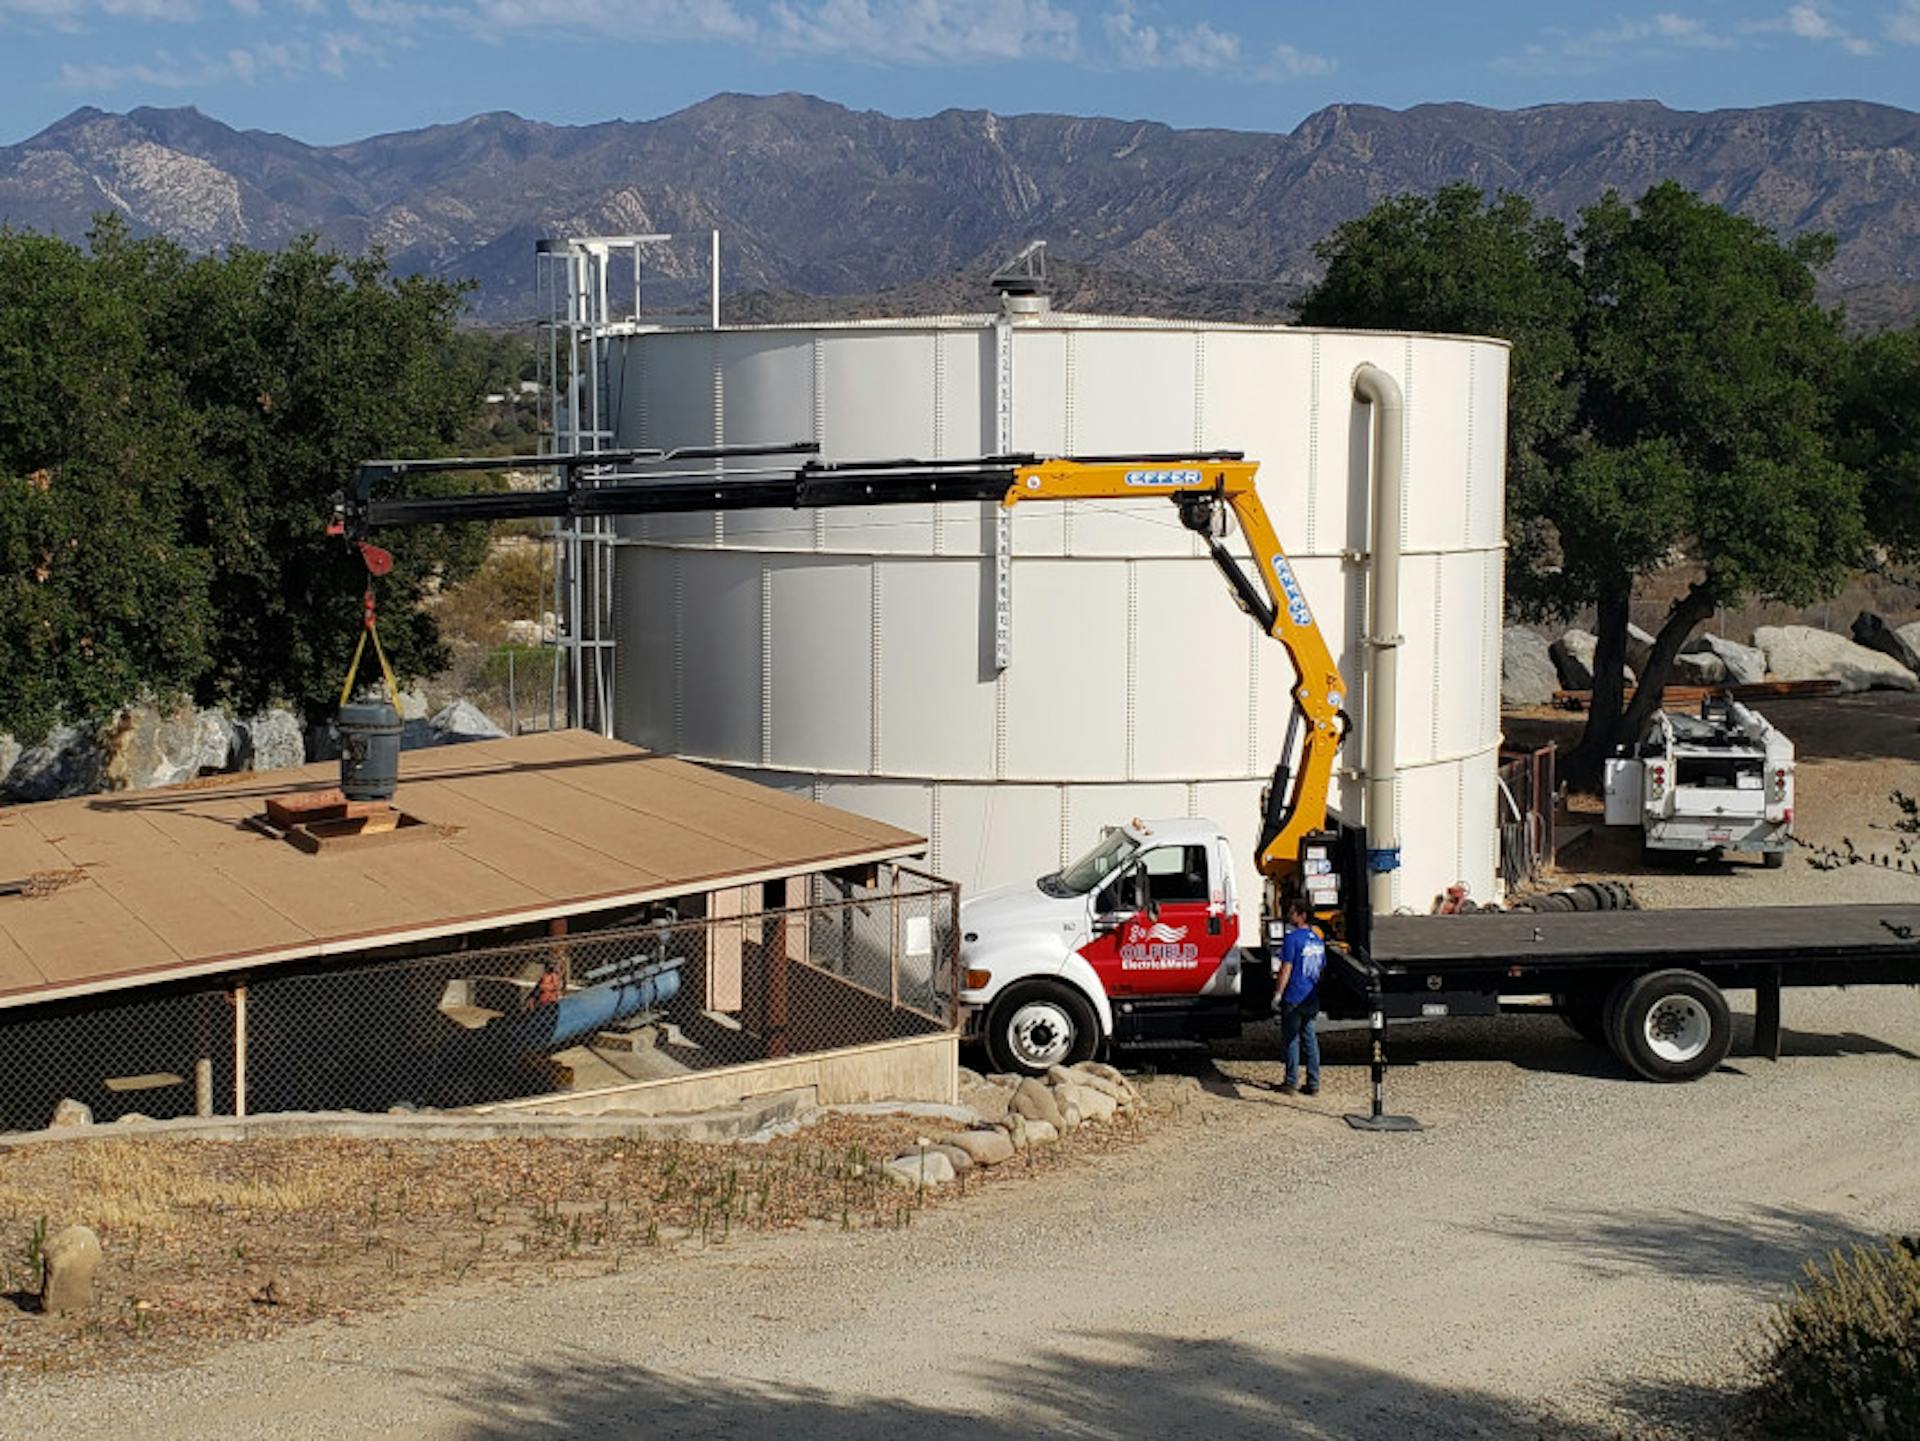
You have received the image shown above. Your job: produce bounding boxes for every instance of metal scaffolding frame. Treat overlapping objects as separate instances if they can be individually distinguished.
[535,231,722,734]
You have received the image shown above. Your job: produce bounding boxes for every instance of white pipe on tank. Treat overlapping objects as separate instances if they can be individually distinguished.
[1352,362,1405,915]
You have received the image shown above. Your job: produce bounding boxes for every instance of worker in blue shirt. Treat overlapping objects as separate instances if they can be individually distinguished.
[1275,897,1325,1096]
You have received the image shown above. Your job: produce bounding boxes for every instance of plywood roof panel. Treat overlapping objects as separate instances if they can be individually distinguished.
[0,732,923,1009]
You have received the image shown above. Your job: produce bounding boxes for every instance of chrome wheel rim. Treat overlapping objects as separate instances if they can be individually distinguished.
[1008,1000,1074,1070]
[1644,995,1711,1063]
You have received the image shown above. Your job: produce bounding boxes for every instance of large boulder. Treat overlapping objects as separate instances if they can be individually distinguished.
[402,700,507,751]
[40,1225,102,1316]
[1622,623,1658,677]
[1851,612,1920,676]
[1501,628,1559,707]
[1900,621,1920,663]
[0,735,19,792]
[101,705,238,791]
[243,709,307,772]
[1754,625,1920,693]
[1549,630,1634,692]
[1673,652,1727,686]
[48,1098,93,1128]
[1684,633,1767,686]
[0,726,103,802]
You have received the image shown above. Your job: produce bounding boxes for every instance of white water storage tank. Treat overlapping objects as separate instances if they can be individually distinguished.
[607,313,1508,913]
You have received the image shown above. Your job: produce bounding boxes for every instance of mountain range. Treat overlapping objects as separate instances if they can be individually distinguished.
[3,92,1918,327]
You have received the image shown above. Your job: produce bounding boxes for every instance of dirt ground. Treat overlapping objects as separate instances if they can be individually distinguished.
[0,1110,1148,1377]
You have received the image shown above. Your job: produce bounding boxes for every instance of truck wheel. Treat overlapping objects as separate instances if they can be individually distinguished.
[1554,992,1608,1047]
[1763,850,1786,870]
[1609,969,1733,1082]
[983,980,1098,1077]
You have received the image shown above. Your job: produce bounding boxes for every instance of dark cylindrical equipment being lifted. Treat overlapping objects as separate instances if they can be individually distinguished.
[337,701,401,801]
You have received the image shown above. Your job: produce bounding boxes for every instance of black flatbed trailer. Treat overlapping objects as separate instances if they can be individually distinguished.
[1323,902,1920,1083]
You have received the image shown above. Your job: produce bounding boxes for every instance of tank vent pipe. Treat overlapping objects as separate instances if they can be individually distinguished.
[1352,362,1405,915]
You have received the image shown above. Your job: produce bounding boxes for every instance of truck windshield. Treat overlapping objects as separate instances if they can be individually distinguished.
[1040,831,1140,897]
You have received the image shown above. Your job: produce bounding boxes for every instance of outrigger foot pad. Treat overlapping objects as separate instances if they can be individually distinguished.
[1344,1112,1425,1132]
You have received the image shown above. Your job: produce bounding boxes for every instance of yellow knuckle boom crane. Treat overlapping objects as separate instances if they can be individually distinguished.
[331,440,1353,909]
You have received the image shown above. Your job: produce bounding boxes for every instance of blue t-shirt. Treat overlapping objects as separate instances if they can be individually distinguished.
[1280,925,1326,1007]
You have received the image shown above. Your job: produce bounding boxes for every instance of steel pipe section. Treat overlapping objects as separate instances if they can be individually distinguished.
[607,317,1509,914]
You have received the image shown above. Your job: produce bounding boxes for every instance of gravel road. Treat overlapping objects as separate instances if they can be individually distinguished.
[12,983,1917,1440]
[9,724,1918,1440]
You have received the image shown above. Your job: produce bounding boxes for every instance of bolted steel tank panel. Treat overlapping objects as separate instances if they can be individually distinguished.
[608,315,1508,913]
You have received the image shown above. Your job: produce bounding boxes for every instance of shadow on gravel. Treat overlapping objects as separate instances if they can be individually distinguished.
[1475,1202,1882,1292]
[442,1333,1662,1441]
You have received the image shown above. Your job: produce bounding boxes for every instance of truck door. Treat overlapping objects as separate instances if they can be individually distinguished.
[1077,844,1236,997]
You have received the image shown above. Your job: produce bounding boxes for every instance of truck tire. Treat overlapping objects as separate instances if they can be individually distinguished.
[1608,969,1733,1082]
[1554,992,1609,1047]
[1763,850,1786,870]
[983,979,1099,1077]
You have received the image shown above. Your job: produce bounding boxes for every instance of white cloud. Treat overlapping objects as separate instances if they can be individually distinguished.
[767,0,1078,63]
[1266,41,1333,77]
[1102,2,1237,71]
[1499,2,1883,72]
[1892,0,1920,41]
[1748,2,1875,53]
[0,0,200,23]
[58,32,375,86]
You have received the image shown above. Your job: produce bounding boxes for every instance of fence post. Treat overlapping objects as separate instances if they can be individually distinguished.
[231,982,248,1118]
[195,1057,213,1118]
[767,899,789,1058]
[889,867,902,1012]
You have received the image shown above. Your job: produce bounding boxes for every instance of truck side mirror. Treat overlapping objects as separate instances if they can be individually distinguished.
[1133,867,1157,920]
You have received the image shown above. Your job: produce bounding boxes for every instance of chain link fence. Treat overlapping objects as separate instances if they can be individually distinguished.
[0,864,958,1133]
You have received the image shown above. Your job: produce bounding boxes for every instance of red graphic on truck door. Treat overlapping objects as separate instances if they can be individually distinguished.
[1078,844,1238,996]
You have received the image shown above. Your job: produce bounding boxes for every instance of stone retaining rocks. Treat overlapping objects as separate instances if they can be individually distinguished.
[882,1151,956,1187]
[943,1128,1015,1166]
[1755,625,1919,693]
[1020,1119,1060,1146]
[1010,1078,1066,1130]
[1501,628,1558,707]
[40,1225,101,1315]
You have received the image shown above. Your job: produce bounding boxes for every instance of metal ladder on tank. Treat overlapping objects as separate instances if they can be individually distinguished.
[535,231,722,735]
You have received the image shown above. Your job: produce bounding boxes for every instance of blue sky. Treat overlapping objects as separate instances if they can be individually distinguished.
[3,0,1919,145]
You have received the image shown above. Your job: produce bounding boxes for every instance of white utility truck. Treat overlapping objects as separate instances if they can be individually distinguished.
[1603,697,1794,866]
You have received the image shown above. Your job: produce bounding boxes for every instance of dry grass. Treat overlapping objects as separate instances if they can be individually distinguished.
[0,1110,1148,1376]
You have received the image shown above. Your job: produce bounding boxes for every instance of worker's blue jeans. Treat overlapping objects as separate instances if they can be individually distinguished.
[1280,1002,1320,1089]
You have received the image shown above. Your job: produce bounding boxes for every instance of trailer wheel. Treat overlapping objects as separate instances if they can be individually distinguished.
[1609,969,1733,1082]
[1763,850,1786,870]
[983,980,1098,1077]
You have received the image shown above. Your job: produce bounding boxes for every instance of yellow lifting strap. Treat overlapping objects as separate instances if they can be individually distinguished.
[338,585,402,711]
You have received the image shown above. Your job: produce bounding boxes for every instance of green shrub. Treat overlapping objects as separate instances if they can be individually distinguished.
[1754,1238,1920,1439]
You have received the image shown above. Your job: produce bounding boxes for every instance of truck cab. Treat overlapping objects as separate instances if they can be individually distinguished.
[958,819,1248,1075]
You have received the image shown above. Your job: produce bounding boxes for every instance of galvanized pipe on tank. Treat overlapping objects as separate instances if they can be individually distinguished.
[1352,363,1406,915]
